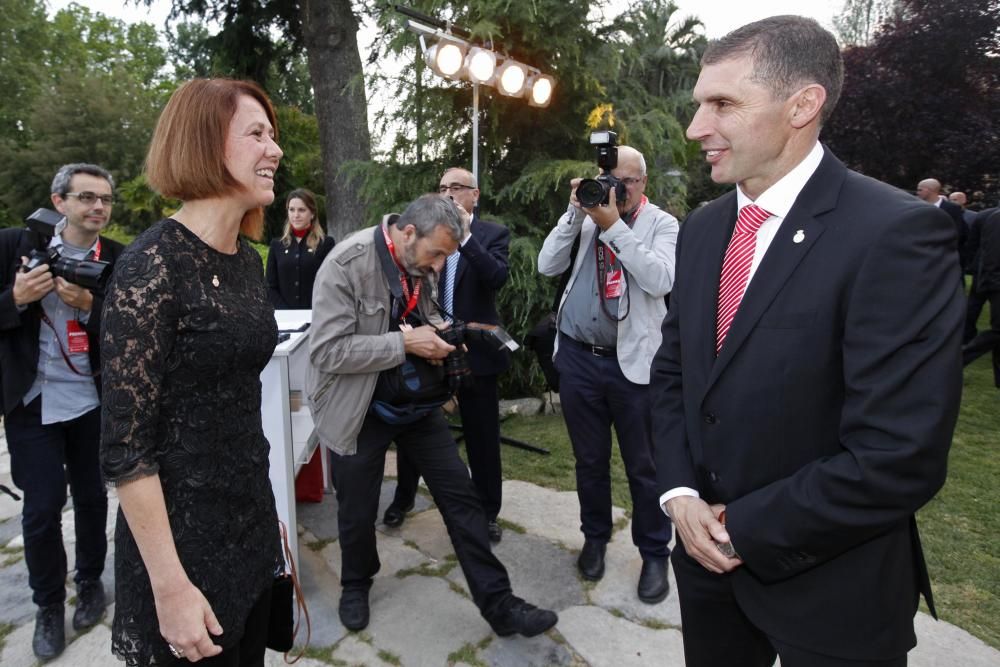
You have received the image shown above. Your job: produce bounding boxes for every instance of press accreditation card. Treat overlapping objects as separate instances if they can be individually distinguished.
[604,269,623,299]
[66,320,89,354]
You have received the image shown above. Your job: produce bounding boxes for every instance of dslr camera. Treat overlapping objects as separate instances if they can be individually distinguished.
[20,208,112,291]
[436,321,518,391]
[575,130,626,208]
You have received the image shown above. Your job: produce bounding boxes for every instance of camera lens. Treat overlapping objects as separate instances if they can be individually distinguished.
[576,178,607,208]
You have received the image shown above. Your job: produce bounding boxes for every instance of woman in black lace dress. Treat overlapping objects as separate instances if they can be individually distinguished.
[100,78,283,666]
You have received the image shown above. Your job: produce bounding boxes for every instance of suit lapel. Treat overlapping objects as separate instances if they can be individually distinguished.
[705,150,846,392]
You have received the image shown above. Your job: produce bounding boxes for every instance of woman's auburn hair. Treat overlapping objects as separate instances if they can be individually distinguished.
[145,78,279,240]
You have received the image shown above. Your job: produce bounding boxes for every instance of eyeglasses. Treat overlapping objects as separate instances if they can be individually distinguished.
[620,177,645,187]
[437,183,476,194]
[63,192,115,206]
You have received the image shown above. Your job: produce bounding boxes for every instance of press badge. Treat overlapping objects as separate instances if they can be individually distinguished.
[66,320,89,354]
[604,269,623,299]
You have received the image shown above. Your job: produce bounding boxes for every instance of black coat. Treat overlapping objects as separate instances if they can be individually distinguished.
[439,216,511,376]
[0,227,125,416]
[967,207,1000,292]
[651,148,963,660]
[265,234,335,309]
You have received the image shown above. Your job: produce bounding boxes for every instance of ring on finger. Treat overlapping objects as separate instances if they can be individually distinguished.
[168,643,184,659]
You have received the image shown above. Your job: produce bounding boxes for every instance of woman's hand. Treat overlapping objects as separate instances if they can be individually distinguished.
[155,580,224,662]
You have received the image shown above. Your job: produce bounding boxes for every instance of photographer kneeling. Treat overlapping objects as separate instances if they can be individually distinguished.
[307,194,557,636]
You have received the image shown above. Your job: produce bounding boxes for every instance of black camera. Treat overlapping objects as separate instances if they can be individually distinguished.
[436,321,518,391]
[21,208,112,291]
[576,130,626,208]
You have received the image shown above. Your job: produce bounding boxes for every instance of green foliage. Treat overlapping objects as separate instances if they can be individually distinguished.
[0,2,171,229]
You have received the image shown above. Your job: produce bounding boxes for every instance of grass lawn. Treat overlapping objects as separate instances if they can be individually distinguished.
[495,353,999,650]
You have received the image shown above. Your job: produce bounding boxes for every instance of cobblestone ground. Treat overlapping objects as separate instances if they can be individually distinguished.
[0,432,997,666]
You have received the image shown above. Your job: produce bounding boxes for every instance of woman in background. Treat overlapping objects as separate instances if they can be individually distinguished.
[100,78,283,666]
[266,188,334,309]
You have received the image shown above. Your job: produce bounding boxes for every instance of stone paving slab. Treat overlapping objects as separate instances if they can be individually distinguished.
[498,479,625,551]
[557,605,687,667]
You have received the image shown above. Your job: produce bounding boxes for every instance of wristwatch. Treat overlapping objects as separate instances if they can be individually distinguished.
[716,509,741,560]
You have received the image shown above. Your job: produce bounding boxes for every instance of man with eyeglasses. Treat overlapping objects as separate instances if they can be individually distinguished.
[538,145,678,604]
[384,167,511,543]
[0,163,125,659]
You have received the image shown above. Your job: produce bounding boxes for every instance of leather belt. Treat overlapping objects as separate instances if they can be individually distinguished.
[565,334,617,358]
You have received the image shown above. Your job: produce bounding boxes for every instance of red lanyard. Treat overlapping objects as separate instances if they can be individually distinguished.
[380,223,421,320]
[92,239,101,261]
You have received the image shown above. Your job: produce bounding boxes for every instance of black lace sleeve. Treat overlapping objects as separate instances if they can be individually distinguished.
[100,234,177,486]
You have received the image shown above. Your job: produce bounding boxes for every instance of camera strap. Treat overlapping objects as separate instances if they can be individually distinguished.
[38,310,99,377]
[595,195,645,322]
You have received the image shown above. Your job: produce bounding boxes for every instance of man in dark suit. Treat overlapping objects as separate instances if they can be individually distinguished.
[385,167,511,543]
[917,178,968,265]
[963,205,998,343]
[962,208,1000,385]
[651,16,964,667]
[0,163,125,660]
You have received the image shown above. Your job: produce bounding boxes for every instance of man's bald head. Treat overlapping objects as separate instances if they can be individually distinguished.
[916,178,942,203]
[949,191,967,208]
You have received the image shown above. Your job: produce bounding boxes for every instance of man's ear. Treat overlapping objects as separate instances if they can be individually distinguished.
[50,193,67,215]
[789,84,827,129]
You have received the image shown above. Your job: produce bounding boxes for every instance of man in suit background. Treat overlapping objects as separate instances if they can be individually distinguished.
[0,163,125,660]
[653,16,963,666]
[385,167,511,543]
[962,207,1000,385]
[918,177,968,265]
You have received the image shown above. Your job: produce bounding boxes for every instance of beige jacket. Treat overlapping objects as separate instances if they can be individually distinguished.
[306,220,443,455]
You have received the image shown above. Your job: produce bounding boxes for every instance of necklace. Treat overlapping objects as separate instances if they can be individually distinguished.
[212,274,220,288]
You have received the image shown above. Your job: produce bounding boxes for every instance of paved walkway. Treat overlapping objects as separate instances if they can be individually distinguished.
[0,440,998,666]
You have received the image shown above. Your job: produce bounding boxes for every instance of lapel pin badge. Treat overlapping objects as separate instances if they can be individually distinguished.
[793,229,805,244]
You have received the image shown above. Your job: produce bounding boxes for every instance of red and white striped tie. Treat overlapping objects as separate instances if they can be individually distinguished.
[716,204,771,354]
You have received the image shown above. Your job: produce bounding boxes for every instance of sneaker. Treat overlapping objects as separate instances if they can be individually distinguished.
[73,579,106,630]
[33,603,65,661]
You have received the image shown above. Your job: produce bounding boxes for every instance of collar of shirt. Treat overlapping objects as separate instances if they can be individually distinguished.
[736,142,825,219]
[48,232,99,256]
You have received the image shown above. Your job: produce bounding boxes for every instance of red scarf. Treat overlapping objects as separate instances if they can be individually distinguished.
[291,225,310,239]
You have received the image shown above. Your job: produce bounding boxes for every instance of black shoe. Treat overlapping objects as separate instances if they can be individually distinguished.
[73,579,106,630]
[487,596,558,638]
[487,520,503,544]
[637,557,670,604]
[383,502,413,528]
[338,589,370,631]
[577,540,606,581]
[33,603,65,661]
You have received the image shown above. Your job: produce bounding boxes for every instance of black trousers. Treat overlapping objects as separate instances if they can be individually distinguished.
[392,374,502,520]
[330,409,511,618]
[5,397,107,607]
[555,334,671,559]
[963,278,989,343]
[672,540,907,667]
[962,290,1000,387]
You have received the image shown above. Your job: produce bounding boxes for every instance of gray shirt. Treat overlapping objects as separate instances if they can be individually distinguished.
[558,230,620,347]
[23,236,99,424]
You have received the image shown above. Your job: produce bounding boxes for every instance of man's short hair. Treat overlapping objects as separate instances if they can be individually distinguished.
[145,78,279,240]
[703,15,844,124]
[51,163,114,196]
[394,194,462,242]
[442,167,478,188]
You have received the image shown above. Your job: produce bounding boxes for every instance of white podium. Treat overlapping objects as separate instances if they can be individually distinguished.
[261,310,319,570]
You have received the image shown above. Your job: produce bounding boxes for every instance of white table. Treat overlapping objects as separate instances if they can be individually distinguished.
[261,311,320,569]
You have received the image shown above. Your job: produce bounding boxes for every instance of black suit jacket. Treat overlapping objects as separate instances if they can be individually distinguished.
[0,228,125,416]
[940,198,969,267]
[440,215,511,376]
[650,149,964,659]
